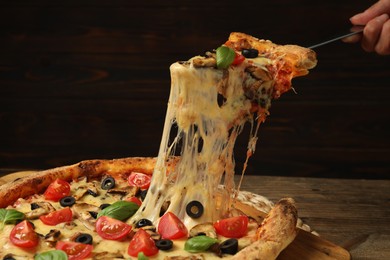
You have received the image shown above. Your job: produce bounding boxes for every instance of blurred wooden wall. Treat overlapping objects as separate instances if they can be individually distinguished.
[0,0,389,179]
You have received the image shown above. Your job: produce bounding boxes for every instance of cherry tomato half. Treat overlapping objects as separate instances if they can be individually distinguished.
[214,215,249,238]
[96,216,132,240]
[125,196,142,207]
[40,207,73,226]
[158,212,188,240]
[9,220,39,248]
[232,53,245,65]
[44,178,71,202]
[56,241,93,260]
[128,228,159,257]
[128,172,152,190]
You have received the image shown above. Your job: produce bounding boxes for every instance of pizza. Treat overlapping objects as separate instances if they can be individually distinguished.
[0,32,317,260]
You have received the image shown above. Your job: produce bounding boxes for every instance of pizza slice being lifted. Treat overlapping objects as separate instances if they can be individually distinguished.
[0,32,318,259]
[133,31,316,230]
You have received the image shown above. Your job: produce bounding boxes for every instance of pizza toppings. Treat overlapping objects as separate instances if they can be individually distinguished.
[155,238,174,250]
[35,250,68,260]
[26,201,56,219]
[39,207,73,226]
[220,238,239,255]
[44,178,71,202]
[128,172,152,190]
[126,196,142,206]
[184,235,219,253]
[97,200,139,221]
[186,200,204,219]
[95,215,132,240]
[158,212,188,240]
[44,229,61,245]
[189,222,217,239]
[55,241,93,260]
[59,196,76,207]
[0,208,25,230]
[74,233,93,245]
[214,215,249,238]
[135,218,153,228]
[241,48,259,58]
[101,176,116,190]
[127,228,159,257]
[9,220,39,248]
[216,45,236,69]
[33,250,66,260]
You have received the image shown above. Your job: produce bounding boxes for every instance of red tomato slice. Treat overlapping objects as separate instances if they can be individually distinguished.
[56,241,93,260]
[232,53,245,65]
[125,196,142,207]
[158,212,188,239]
[40,207,73,226]
[96,216,132,240]
[128,172,152,190]
[214,215,249,238]
[9,220,39,248]
[44,178,71,202]
[128,228,159,257]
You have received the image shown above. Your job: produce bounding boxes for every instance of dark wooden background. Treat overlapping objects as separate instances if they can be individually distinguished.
[0,0,389,179]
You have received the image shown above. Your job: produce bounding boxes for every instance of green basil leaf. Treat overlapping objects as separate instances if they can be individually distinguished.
[97,201,139,220]
[0,208,25,230]
[216,46,236,69]
[137,252,149,260]
[34,250,68,260]
[184,235,218,253]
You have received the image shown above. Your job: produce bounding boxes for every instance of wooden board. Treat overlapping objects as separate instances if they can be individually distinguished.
[0,171,350,259]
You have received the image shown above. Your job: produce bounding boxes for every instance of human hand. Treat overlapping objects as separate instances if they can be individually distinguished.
[343,0,390,55]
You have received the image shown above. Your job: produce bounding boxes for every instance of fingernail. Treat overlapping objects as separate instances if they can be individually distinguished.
[376,13,389,22]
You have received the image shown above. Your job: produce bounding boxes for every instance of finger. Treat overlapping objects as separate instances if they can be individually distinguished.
[351,0,390,25]
[375,19,390,55]
[361,13,389,52]
[342,33,362,43]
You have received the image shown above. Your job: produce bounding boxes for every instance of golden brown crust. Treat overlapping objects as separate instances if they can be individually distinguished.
[0,157,158,208]
[232,198,298,260]
[226,32,317,77]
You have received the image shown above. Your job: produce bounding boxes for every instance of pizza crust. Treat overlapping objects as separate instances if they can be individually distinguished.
[0,157,157,208]
[226,32,317,77]
[231,198,298,260]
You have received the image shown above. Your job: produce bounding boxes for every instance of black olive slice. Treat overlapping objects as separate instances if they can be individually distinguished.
[155,239,173,250]
[242,48,259,58]
[186,200,204,218]
[89,211,98,219]
[75,233,93,245]
[30,203,40,210]
[135,218,153,228]
[99,203,111,210]
[140,189,148,201]
[3,254,16,260]
[87,189,98,197]
[59,196,76,207]
[101,176,115,190]
[220,238,238,255]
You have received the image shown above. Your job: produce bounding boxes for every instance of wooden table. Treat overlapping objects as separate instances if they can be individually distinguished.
[0,170,388,259]
[238,175,390,259]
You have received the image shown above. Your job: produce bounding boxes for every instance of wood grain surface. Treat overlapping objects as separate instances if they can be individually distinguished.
[0,0,389,179]
[240,175,390,260]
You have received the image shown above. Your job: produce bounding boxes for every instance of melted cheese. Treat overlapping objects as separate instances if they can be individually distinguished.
[131,54,275,232]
